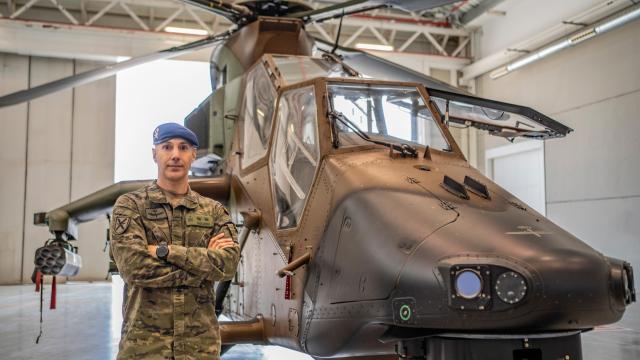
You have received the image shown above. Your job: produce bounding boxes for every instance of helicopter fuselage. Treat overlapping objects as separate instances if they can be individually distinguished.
[219,69,634,359]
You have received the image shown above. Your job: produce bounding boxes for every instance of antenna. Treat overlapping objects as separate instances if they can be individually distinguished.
[331,10,345,55]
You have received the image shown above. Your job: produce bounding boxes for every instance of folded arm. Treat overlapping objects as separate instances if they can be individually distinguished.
[110,195,206,288]
[166,203,241,282]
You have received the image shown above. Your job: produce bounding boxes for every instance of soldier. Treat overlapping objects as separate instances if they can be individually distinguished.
[110,122,240,359]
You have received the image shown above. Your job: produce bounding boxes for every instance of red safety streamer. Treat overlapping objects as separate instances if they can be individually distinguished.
[50,276,57,310]
[35,271,42,292]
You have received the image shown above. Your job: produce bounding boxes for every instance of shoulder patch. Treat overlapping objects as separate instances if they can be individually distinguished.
[113,216,131,235]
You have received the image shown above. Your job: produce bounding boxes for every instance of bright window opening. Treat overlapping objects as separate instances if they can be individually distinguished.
[115,59,211,182]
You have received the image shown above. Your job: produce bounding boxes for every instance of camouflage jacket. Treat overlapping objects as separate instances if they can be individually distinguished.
[110,181,240,360]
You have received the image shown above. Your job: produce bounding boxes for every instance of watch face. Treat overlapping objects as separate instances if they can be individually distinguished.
[156,245,169,259]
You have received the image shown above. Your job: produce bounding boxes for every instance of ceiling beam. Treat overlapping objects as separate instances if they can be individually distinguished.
[154,6,183,32]
[461,0,633,82]
[423,30,447,56]
[341,17,468,36]
[397,31,421,52]
[86,0,118,26]
[0,18,212,62]
[186,6,211,33]
[119,1,149,30]
[342,25,366,47]
[451,37,469,57]
[49,0,79,25]
[365,49,470,71]
[10,0,38,19]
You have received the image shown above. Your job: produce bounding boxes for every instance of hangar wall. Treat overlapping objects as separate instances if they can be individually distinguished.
[0,53,115,284]
[477,19,640,279]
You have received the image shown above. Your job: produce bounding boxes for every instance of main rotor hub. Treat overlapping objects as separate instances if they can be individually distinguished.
[239,1,312,17]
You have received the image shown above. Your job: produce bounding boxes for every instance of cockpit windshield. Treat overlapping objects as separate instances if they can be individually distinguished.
[327,83,450,152]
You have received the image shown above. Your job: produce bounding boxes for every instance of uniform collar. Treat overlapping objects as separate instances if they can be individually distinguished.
[148,180,198,209]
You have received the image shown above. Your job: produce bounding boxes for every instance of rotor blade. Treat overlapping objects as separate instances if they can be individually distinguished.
[314,37,468,95]
[311,4,388,24]
[290,0,369,19]
[0,31,231,109]
[386,0,458,12]
[179,0,251,23]
[293,0,458,23]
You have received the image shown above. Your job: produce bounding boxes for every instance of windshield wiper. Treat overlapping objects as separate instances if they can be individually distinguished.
[328,110,418,158]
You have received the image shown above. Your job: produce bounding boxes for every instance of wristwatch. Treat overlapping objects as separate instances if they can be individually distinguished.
[156,242,169,261]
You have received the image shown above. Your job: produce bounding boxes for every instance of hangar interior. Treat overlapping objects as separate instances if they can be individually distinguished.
[0,0,638,359]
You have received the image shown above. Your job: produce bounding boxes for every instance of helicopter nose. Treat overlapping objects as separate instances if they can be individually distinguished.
[389,215,636,330]
[314,184,634,331]
[304,184,636,357]
[607,257,636,308]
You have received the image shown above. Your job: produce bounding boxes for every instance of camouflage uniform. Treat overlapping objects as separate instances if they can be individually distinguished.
[110,181,240,360]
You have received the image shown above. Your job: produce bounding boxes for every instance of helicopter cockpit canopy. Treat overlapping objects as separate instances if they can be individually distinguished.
[327,83,451,152]
[311,41,573,140]
[263,53,572,141]
[186,53,572,176]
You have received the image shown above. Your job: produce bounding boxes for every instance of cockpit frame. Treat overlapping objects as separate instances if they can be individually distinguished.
[238,75,468,236]
[234,53,570,238]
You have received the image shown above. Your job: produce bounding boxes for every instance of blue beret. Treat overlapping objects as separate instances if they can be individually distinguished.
[153,123,199,147]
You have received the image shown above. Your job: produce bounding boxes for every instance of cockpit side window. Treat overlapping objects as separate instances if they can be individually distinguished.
[270,86,319,229]
[242,64,277,168]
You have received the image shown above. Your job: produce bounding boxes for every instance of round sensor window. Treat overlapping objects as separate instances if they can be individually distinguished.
[455,270,483,299]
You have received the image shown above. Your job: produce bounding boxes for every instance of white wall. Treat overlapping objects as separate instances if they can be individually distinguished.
[0,54,29,284]
[476,5,640,335]
[0,53,115,284]
[477,0,611,57]
[486,141,546,214]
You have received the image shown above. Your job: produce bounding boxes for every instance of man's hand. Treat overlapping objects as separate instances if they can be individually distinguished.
[208,232,235,251]
[148,245,157,258]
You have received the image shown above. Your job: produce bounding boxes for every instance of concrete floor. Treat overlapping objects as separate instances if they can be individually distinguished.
[0,280,638,360]
[0,279,311,360]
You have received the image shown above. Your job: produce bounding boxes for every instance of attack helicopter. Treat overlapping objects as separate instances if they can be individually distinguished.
[1,1,635,359]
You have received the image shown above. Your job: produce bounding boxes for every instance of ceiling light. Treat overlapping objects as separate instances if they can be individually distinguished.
[164,26,208,36]
[489,66,509,79]
[355,43,394,52]
[569,29,597,45]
